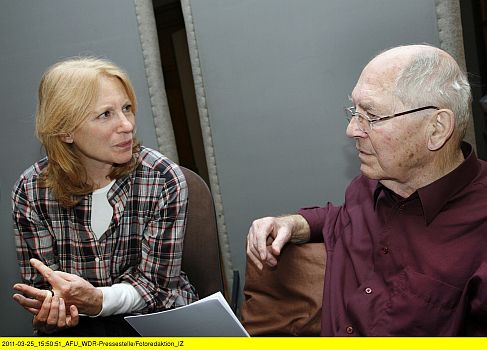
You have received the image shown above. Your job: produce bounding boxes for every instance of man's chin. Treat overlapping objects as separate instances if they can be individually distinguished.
[359,165,380,180]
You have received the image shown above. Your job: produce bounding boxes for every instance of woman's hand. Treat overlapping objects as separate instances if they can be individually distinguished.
[13,289,79,334]
[13,258,103,317]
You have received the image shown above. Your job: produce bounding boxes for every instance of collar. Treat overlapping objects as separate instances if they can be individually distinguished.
[373,142,480,224]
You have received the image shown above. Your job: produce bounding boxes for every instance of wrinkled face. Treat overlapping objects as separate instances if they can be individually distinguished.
[66,76,135,177]
[346,56,431,185]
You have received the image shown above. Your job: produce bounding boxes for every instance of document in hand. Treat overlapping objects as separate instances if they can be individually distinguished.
[124,292,250,337]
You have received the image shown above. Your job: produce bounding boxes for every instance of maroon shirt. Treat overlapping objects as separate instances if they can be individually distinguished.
[299,143,487,336]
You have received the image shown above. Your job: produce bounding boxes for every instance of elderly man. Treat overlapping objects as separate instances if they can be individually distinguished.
[247,44,487,336]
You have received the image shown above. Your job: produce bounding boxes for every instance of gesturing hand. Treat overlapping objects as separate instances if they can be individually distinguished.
[33,292,79,334]
[13,258,103,316]
[13,287,79,334]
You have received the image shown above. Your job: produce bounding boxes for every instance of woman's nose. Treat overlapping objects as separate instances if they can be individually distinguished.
[117,112,134,133]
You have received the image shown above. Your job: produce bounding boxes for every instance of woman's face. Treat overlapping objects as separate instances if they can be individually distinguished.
[64,76,135,180]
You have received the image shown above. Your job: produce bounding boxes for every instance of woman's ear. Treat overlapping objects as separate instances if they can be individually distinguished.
[60,133,74,144]
[427,109,455,151]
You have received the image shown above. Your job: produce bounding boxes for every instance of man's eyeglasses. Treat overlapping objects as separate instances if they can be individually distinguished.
[345,105,440,131]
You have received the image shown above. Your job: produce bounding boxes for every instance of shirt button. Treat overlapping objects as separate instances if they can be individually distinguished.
[95,257,100,262]
[365,287,372,294]
[382,247,389,254]
[346,326,354,334]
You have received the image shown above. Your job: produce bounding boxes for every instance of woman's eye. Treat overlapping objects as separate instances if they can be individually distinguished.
[123,104,132,113]
[97,111,110,119]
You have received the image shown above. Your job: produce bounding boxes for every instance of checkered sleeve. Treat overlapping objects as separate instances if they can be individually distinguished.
[12,176,55,289]
[118,163,197,311]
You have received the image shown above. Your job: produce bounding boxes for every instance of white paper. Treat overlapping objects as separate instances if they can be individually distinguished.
[124,292,249,337]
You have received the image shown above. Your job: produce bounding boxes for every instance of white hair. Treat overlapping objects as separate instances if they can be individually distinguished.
[393,46,472,141]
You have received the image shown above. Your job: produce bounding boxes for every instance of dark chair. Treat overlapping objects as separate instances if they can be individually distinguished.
[180,166,225,299]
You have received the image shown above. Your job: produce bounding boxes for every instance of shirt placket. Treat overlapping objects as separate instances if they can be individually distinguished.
[374,195,401,278]
[350,194,406,335]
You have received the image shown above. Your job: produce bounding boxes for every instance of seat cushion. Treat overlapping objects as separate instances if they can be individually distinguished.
[241,243,326,336]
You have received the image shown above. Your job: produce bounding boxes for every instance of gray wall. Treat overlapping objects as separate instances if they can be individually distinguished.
[189,0,441,300]
[0,0,443,336]
[0,0,158,336]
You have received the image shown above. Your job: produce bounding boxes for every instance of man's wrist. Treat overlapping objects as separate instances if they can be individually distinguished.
[285,214,311,244]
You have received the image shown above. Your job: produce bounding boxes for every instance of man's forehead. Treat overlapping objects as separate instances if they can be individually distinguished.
[351,59,403,105]
[351,79,391,106]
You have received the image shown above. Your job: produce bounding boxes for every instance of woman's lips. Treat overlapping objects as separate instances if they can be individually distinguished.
[115,140,132,149]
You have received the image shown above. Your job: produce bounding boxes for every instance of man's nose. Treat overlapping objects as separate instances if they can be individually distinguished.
[346,117,368,138]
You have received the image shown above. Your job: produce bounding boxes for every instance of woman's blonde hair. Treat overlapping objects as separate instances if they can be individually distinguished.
[36,57,140,207]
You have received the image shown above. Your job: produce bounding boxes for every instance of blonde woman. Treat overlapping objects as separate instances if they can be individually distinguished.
[12,57,197,335]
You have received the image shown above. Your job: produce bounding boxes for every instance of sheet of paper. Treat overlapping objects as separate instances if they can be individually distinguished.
[124,292,249,337]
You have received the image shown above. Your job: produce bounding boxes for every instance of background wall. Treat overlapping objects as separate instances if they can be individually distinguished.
[0,0,443,336]
[188,0,441,306]
[0,0,158,336]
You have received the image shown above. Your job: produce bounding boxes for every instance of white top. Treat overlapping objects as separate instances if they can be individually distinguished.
[90,180,145,316]
[91,180,116,239]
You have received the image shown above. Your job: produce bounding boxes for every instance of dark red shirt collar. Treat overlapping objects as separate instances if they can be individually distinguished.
[374,142,480,225]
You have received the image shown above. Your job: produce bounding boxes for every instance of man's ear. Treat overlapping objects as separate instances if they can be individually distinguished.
[60,133,74,144]
[427,109,455,151]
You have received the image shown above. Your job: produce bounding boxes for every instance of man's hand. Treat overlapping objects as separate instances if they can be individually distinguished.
[246,214,310,270]
[13,258,103,316]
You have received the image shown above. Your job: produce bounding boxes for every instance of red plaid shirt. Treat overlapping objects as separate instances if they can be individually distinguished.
[13,147,197,312]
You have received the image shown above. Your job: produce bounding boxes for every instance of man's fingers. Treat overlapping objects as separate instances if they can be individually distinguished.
[248,250,264,270]
[247,237,263,262]
[247,244,277,269]
[246,238,263,270]
[271,240,283,255]
[271,226,291,255]
[250,220,273,260]
[265,246,278,266]
[247,216,291,270]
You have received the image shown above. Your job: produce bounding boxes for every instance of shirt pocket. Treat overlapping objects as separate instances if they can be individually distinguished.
[383,267,462,335]
[347,267,462,335]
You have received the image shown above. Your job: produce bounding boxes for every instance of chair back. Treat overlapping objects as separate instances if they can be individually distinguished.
[180,166,224,298]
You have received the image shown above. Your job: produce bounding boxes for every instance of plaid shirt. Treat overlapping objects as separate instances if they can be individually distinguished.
[12,147,198,313]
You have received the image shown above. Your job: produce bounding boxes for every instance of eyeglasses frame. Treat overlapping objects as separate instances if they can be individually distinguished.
[345,105,440,130]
